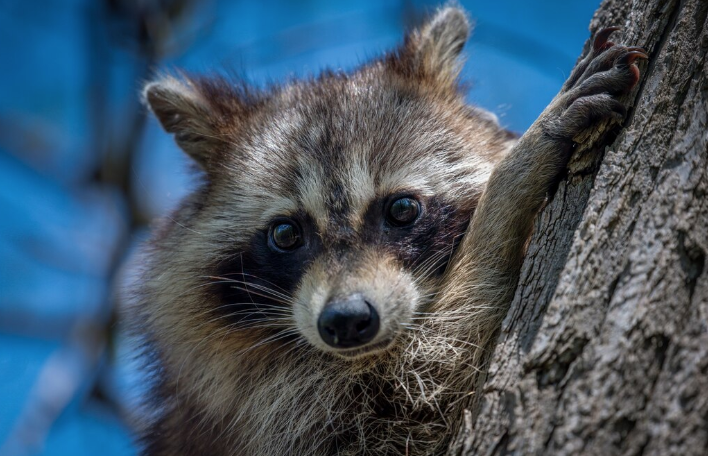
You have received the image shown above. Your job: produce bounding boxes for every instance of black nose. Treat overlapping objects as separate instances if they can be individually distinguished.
[318,294,380,348]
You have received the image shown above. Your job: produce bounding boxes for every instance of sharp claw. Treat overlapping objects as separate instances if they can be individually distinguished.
[626,46,647,54]
[594,26,621,51]
[617,50,649,65]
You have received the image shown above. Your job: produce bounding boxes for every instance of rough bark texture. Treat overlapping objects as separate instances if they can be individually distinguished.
[452,0,708,454]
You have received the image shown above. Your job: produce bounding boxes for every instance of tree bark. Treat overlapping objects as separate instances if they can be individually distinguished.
[452,0,708,454]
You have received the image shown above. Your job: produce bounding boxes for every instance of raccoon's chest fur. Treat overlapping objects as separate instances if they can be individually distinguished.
[147,334,476,455]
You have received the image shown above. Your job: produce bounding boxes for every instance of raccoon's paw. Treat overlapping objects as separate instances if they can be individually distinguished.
[545,28,648,142]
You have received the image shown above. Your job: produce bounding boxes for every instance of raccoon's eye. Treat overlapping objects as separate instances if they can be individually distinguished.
[269,221,302,251]
[386,197,421,226]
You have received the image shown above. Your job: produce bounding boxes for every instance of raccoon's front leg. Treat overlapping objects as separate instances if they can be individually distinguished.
[439,29,647,318]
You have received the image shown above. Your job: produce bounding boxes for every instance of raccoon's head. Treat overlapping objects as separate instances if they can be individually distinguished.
[142,7,514,362]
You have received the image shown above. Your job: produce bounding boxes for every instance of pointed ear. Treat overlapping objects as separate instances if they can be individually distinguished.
[400,6,471,86]
[143,76,227,168]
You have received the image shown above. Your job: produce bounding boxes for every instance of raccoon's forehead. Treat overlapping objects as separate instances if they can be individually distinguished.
[216,81,492,231]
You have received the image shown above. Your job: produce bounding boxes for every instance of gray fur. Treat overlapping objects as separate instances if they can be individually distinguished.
[412,5,470,80]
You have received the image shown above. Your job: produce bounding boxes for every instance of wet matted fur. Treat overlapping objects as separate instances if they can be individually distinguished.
[128,5,646,455]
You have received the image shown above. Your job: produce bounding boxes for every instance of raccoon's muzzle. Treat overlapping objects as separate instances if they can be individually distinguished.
[317,294,380,348]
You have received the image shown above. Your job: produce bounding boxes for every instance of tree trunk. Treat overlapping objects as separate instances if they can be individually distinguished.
[451,0,708,454]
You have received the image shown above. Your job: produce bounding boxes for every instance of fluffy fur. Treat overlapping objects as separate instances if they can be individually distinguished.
[128,6,645,455]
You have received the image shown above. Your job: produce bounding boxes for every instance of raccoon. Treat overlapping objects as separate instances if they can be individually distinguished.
[130,6,646,455]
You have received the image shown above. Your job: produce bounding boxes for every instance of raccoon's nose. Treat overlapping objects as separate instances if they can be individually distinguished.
[318,295,380,349]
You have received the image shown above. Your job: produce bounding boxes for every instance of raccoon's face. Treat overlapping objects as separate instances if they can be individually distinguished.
[143,9,513,360]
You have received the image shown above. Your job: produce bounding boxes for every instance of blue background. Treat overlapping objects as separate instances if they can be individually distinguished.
[0,1,600,454]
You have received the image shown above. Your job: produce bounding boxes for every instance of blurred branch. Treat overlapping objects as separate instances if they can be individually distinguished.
[91,0,212,227]
[90,0,213,389]
[0,322,106,456]
[3,1,213,452]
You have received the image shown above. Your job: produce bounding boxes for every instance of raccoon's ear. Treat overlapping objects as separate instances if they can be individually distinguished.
[401,6,471,86]
[143,76,226,168]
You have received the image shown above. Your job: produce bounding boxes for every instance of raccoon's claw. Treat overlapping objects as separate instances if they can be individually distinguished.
[565,26,622,90]
[593,26,620,52]
[617,49,649,66]
[567,46,647,101]
[617,49,648,88]
[546,38,648,142]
